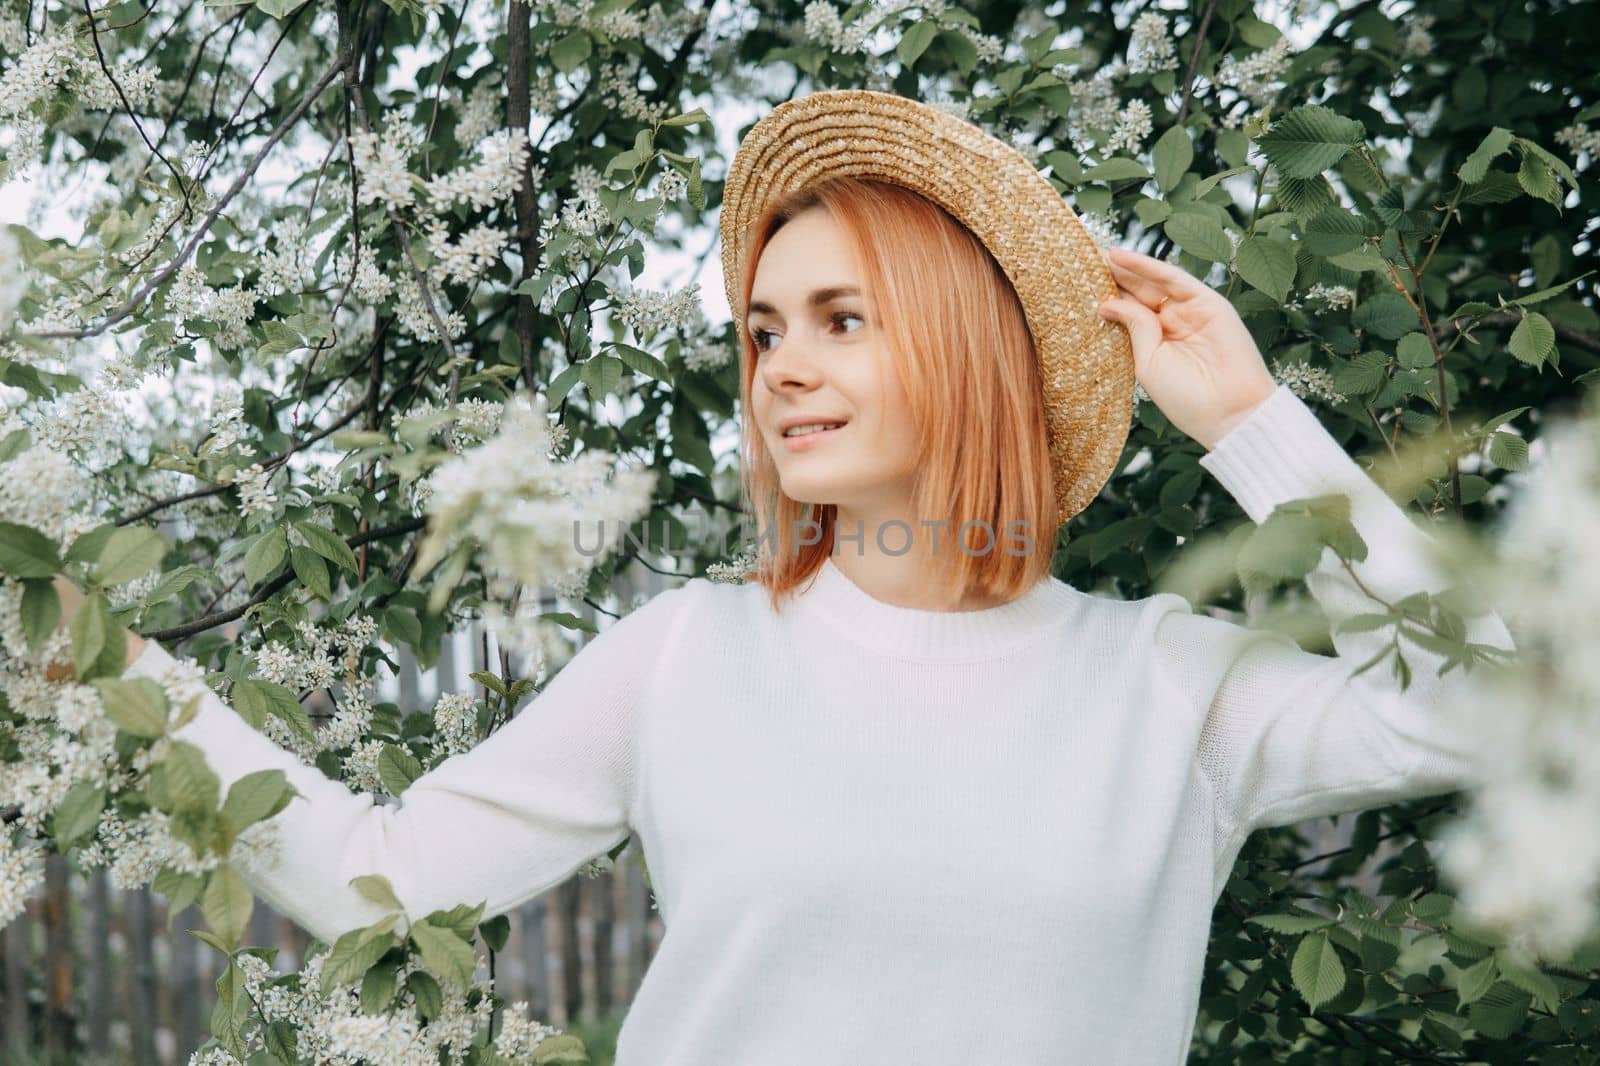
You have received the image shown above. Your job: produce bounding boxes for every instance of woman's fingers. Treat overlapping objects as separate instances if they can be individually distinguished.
[1104,260,1171,311]
[1102,247,1209,308]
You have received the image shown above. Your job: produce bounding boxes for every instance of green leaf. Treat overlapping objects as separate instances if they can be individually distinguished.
[162,740,221,815]
[938,28,978,74]
[613,343,672,384]
[92,526,166,587]
[531,1034,591,1063]
[479,914,511,952]
[0,521,62,578]
[1455,953,1498,1008]
[1395,332,1435,369]
[221,770,295,830]
[410,921,478,990]
[244,528,288,586]
[1351,291,1421,340]
[1291,930,1347,1011]
[550,30,592,74]
[253,0,309,18]
[408,970,443,1020]
[91,677,170,737]
[547,364,583,406]
[70,592,115,680]
[319,915,401,995]
[212,960,248,1059]
[1331,350,1395,396]
[51,782,107,848]
[231,679,316,745]
[295,522,359,574]
[1467,982,1532,1039]
[1487,431,1529,471]
[1508,311,1555,367]
[378,744,425,796]
[470,670,507,696]
[1152,126,1194,192]
[360,956,400,1014]
[659,107,710,128]
[1234,235,1296,303]
[1163,212,1232,262]
[142,564,206,606]
[264,1019,298,1062]
[202,865,254,950]
[579,354,626,398]
[290,544,332,600]
[1458,127,1515,184]
[352,874,405,914]
[1496,951,1562,1012]
[540,610,598,634]
[254,320,304,360]
[384,606,422,647]
[1256,105,1365,179]
[1517,153,1560,206]
[0,426,30,462]
[1246,912,1338,934]
[1300,205,1367,256]
[1082,157,1151,183]
[19,578,60,655]
[1237,514,1328,592]
[896,20,938,67]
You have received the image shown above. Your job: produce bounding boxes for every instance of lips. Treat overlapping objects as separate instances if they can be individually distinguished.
[778,414,851,436]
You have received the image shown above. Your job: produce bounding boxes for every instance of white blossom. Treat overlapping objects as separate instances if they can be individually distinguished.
[1271,360,1347,406]
[613,280,702,339]
[1555,123,1600,169]
[423,129,533,212]
[1106,99,1154,156]
[0,834,45,928]
[414,391,657,598]
[1433,402,1600,963]
[1213,37,1295,108]
[231,463,277,518]
[1128,12,1181,73]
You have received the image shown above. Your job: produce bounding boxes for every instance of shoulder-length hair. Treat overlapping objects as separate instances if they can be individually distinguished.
[734,176,1059,614]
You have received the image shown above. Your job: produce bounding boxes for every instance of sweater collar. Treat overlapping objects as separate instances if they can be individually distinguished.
[791,555,1077,662]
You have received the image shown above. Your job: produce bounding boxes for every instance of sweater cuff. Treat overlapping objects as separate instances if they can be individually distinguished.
[1197,384,1370,525]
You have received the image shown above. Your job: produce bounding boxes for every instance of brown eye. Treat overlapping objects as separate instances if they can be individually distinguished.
[832,312,864,335]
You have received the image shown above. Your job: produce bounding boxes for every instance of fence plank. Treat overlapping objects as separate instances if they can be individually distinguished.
[3,902,30,1053]
[125,889,158,1065]
[87,868,111,1056]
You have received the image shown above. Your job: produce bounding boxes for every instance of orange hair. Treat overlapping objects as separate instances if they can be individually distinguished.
[734,176,1059,614]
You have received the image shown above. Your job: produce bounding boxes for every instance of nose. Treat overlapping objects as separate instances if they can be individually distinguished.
[757,331,823,394]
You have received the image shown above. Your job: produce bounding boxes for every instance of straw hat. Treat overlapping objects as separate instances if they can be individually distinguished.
[720,89,1136,529]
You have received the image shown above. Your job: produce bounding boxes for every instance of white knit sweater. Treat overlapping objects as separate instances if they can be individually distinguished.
[126,384,1516,1064]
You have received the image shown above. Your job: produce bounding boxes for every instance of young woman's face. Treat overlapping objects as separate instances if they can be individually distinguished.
[746,207,920,518]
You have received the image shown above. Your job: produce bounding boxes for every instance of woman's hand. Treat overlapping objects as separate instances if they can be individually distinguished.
[1095,246,1279,450]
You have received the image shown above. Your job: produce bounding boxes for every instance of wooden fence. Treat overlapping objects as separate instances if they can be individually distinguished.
[1,570,675,1064]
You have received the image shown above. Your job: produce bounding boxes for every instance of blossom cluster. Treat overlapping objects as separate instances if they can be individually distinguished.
[412,392,656,660]
[1127,12,1181,74]
[1434,400,1600,963]
[183,941,573,1066]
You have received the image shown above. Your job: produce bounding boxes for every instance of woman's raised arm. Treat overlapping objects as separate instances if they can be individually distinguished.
[103,581,696,946]
[1152,385,1517,848]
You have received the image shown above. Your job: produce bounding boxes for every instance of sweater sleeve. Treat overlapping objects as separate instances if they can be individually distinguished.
[122,581,695,946]
[1152,384,1517,841]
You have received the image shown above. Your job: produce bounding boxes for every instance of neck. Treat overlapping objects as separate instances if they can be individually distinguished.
[829,504,1008,611]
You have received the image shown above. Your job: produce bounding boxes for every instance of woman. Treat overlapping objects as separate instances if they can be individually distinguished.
[57,95,1513,1065]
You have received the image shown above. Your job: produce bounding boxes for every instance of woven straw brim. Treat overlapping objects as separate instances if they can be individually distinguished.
[720,89,1135,529]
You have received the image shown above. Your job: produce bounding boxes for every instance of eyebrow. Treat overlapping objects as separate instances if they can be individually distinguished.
[747,285,862,319]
